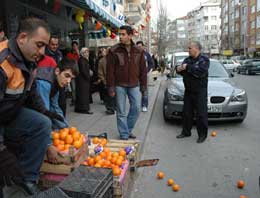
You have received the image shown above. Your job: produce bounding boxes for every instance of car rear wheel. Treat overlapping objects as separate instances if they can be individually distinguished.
[163,102,170,122]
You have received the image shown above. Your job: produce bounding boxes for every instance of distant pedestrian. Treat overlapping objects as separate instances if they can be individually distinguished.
[98,48,116,115]
[75,47,93,114]
[176,41,209,143]
[66,41,80,106]
[136,41,154,112]
[107,25,147,140]
[152,54,159,70]
[45,35,67,116]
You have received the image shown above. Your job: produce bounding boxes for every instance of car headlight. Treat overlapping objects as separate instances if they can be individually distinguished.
[168,90,183,101]
[230,90,246,102]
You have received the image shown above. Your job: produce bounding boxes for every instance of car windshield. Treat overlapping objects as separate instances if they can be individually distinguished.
[175,60,229,78]
[176,56,188,63]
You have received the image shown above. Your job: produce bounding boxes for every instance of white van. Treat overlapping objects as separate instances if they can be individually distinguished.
[171,52,189,68]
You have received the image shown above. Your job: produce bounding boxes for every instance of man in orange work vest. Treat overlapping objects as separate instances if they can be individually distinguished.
[0,17,63,196]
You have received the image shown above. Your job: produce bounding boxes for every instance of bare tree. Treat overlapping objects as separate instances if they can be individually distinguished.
[156,0,168,58]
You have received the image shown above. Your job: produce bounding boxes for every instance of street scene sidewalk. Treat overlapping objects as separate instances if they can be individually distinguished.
[67,75,162,148]
[3,74,163,198]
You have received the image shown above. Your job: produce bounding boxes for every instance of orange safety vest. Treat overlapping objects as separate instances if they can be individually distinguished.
[0,40,25,95]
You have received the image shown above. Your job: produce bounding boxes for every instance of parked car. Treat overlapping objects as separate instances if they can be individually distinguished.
[220,59,240,72]
[237,59,260,75]
[163,59,248,122]
[170,52,189,68]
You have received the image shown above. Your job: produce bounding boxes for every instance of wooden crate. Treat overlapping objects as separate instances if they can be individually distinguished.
[113,160,130,198]
[89,139,140,171]
[40,142,88,175]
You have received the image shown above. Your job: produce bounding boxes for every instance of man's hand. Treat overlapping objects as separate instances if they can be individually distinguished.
[176,64,187,72]
[44,111,64,121]
[108,88,115,97]
[47,145,59,164]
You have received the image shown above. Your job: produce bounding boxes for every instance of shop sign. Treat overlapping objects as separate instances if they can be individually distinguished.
[223,50,233,56]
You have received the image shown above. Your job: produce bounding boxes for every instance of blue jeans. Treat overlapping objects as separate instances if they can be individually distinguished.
[115,86,141,139]
[141,87,148,108]
[4,108,51,182]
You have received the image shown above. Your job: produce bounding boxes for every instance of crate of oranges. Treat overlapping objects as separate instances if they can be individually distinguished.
[40,127,89,175]
[88,137,140,172]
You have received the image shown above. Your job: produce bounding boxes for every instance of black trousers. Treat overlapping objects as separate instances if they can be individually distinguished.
[182,90,208,138]
[103,86,115,111]
[58,88,67,117]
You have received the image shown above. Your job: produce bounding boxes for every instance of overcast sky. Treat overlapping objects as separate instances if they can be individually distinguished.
[150,0,205,21]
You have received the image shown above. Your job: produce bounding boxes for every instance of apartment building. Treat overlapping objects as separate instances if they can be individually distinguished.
[221,0,260,57]
[187,0,221,55]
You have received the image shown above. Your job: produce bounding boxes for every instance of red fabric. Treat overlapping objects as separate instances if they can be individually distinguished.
[38,55,57,68]
[66,52,79,62]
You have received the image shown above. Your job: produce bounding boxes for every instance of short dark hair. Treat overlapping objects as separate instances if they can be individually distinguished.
[58,58,78,76]
[17,17,50,37]
[120,25,133,35]
[71,41,78,46]
[50,34,59,40]
[136,41,144,46]
[190,41,202,51]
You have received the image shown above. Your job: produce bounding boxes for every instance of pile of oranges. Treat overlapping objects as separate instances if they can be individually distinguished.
[52,127,85,152]
[83,137,127,177]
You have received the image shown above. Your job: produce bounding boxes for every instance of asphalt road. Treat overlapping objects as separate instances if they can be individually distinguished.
[129,73,260,198]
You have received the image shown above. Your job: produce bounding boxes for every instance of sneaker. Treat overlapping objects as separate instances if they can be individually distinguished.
[142,107,148,112]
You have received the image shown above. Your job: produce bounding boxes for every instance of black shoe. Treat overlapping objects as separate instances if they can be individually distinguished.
[75,109,93,114]
[86,111,93,114]
[120,137,128,140]
[129,134,136,139]
[176,134,191,139]
[13,180,40,195]
[105,109,115,115]
[197,136,207,143]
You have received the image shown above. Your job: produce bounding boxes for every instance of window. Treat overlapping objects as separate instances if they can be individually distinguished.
[250,36,255,45]
[242,7,247,15]
[211,16,217,20]
[251,5,255,13]
[205,25,208,30]
[235,23,239,31]
[235,10,239,18]
[251,21,255,29]
[258,0,260,11]
[211,25,217,30]
[256,34,260,45]
[257,15,260,28]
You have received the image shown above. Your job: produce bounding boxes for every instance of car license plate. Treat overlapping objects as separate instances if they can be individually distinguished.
[208,105,222,113]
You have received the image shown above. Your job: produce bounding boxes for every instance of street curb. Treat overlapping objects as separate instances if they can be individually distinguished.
[132,78,163,157]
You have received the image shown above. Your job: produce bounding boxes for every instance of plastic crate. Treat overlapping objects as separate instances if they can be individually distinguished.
[30,187,70,198]
[59,166,113,198]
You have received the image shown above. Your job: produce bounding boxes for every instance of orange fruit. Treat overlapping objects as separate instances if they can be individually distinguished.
[103,147,110,154]
[60,131,68,140]
[99,152,107,159]
[64,144,71,151]
[211,131,217,137]
[239,196,247,198]
[100,138,107,146]
[157,171,164,179]
[94,163,102,168]
[69,127,77,134]
[103,160,111,168]
[112,152,119,158]
[93,137,100,144]
[72,132,80,141]
[52,132,60,140]
[56,144,65,151]
[111,157,117,164]
[115,158,123,166]
[172,184,180,192]
[106,154,112,162]
[73,140,82,149]
[112,167,121,176]
[59,140,65,145]
[237,180,245,189]
[94,155,102,163]
[87,158,95,166]
[53,139,60,146]
[167,179,174,186]
[119,149,126,158]
[65,135,73,144]
[118,156,124,161]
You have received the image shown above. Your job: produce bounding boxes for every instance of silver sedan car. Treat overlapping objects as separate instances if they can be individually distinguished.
[163,59,248,122]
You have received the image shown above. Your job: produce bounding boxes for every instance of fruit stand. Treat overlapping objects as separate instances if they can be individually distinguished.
[39,128,140,198]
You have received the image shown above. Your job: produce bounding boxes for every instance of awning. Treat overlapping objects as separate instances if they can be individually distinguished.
[67,0,124,28]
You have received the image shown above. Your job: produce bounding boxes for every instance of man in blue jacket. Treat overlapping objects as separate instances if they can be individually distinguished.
[176,41,209,143]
